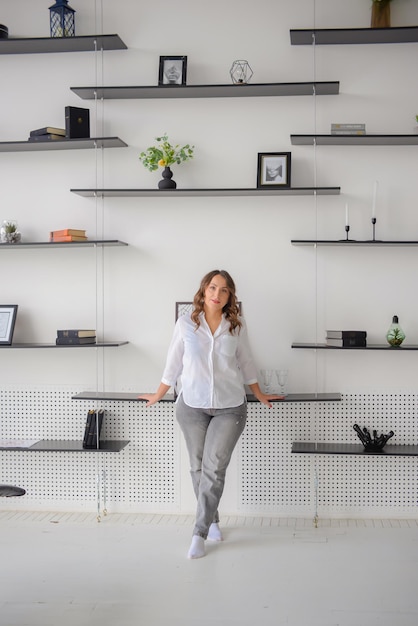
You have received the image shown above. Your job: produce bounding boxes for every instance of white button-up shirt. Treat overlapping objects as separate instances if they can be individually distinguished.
[161,312,258,409]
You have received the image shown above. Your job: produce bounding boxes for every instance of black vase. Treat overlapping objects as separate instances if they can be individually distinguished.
[158,166,177,189]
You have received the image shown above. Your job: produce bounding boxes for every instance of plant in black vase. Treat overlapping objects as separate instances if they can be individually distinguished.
[139,134,194,189]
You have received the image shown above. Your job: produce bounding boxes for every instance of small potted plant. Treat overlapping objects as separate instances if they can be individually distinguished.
[0,220,21,244]
[139,134,194,189]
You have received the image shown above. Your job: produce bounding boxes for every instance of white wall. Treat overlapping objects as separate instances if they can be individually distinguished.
[1,0,418,515]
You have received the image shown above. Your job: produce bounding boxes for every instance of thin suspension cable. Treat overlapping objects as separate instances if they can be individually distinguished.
[93,0,106,519]
[312,0,320,527]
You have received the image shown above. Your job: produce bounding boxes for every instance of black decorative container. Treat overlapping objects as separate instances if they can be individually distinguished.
[353,424,394,452]
[0,24,8,39]
[158,166,177,189]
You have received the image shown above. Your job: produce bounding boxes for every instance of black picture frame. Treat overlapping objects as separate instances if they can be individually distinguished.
[0,304,18,345]
[159,56,188,86]
[175,301,194,321]
[257,152,291,188]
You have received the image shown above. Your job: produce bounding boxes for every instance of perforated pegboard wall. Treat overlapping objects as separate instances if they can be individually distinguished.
[239,401,312,513]
[239,393,418,518]
[125,400,179,506]
[0,386,179,513]
[1,387,417,517]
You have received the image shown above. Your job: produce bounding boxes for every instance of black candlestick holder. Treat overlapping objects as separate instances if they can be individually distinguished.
[340,224,355,242]
[368,216,381,242]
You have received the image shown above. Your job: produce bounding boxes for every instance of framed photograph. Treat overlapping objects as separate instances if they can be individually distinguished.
[175,301,242,322]
[159,56,187,86]
[257,152,291,188]
[0,305,18,345]
[175,301,194,321]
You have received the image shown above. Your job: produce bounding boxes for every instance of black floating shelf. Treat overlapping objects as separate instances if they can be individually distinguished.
[0,137,127,152]
[0,34,127,54]
[72,391,341,403]
[291,240,418,247]
[73,391,176,402]
[291,134,418,146]
[0,440,130,452]
[292,343,418,351]
[70,81,340,100]
[290,26,418,46]
[292,442,418,456]
[70,187,340,198]
[247,393,341,402]
[3,342,128,349]
[0,240,128,249]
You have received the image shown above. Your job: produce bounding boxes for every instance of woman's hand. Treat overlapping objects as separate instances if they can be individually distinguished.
[248,382,285,408]
[137,382,171,407]
[257,392,285,408]
[137,393,160,406]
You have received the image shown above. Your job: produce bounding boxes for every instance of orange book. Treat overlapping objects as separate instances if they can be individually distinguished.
[50,235,88,242]
[50,228,86,238]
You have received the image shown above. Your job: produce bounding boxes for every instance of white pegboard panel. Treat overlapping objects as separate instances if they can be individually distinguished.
[0,385,130,510]
[296,393,418,517]
[238,394,418,517]
[126,401,180,507]
[315,455,418,510]
[1,388,417,517]
[312,393,418,515]
[239,401,315,513]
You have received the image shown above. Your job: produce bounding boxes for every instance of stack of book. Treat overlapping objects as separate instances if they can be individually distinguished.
[49,228,87,242]
[83,409,104,449]
[28,126,66,142]
[56,329,96,345]
[331,123,366,136]
[326,330,367,347]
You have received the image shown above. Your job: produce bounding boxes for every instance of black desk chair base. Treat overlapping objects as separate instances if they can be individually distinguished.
[0,485,26,497]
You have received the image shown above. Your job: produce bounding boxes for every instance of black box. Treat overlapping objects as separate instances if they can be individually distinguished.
[65,106,90,139]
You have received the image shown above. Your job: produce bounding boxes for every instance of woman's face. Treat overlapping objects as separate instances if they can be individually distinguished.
[203,274,230,313]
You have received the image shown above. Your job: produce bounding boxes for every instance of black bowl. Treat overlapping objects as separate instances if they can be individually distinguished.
[0,25,8,39]
[363,443,387,453]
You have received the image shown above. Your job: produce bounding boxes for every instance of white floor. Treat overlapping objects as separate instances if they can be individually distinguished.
[0,511,417,626]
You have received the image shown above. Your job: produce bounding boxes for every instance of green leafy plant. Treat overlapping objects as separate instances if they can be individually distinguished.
[1,220,21,243]
[139,134,194,172]
[4,221,17,233]
[387,328,404,346]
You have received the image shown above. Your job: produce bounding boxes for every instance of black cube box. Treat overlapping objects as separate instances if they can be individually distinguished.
[65,106,90,139]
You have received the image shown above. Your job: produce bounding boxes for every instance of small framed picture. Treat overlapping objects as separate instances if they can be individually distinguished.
[175,301,242,322]
[0,304,18,345]
[159,56,187,86]
[175,301,194,321]
[257,152,291,188]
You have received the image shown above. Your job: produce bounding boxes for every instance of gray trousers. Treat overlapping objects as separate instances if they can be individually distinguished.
[176,394,247,539]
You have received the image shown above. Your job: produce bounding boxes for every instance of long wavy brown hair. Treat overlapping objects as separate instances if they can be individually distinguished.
[191,269,242,334]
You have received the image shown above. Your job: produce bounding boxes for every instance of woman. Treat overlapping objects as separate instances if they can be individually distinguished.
[139,270,281,559]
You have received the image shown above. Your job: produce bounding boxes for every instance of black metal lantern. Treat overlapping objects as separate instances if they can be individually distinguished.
[49,0,75,38]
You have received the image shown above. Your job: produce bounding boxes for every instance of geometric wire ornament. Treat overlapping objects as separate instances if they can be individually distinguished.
[230,60,253,84]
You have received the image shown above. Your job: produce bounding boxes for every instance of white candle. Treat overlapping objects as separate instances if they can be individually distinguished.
[372,180,378,218]
[345,203,349,226]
